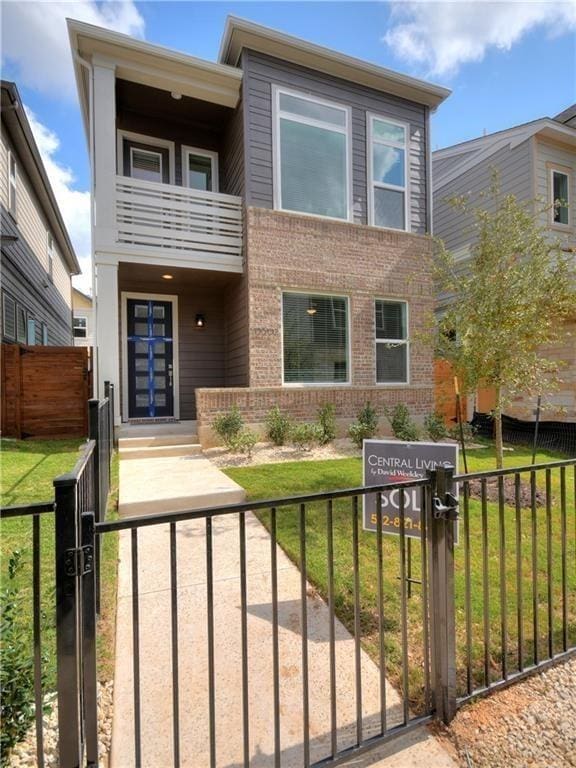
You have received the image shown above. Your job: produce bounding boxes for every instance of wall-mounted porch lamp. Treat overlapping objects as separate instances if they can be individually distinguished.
[195,313,206,328]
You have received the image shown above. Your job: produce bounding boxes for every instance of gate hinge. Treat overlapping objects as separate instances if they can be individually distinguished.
[65,545,94,576]
[433,493,459,521]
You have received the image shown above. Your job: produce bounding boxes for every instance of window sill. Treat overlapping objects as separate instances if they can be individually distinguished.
[282,382,351,388]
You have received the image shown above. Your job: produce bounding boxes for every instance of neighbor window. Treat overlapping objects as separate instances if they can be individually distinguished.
[130,147,163,183]
[375,300,409,384]
[73,316,87,339]
[552,170,570,226]
[27,317,36,346]
[275,88,350,220]
[282,292,349,384]
[8,152,17,217]
[16,304,26,344]
[47,233,55,281]
[368,115,408,231]
[2,292,16,341]
[182,148,218,192]
[41,322,48,345]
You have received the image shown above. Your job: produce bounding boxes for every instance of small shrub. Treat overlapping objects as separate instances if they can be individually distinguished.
[1,551,47,762]
[447,421,476,444]
[385,403,420,442]
[348,402,379,448]
[291,423,323,451]
[424,412,449,442]
[229,429,258,458]
[265,406,292,446]
[317,403,336,445]
[213,405,243,448]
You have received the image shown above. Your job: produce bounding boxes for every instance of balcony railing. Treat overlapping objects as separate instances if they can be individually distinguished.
[114,176,243,271]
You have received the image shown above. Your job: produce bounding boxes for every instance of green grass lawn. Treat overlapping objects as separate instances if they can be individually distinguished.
[225,444,576,710]
[1,439,120,689]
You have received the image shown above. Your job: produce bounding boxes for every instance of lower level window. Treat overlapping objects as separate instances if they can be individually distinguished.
[375,300,409,383]
[73,316,87,338]
[282,292,349,384]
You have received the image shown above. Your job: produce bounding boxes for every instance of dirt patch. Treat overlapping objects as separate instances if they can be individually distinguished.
[468,476,547,508]
[205,438,361,467]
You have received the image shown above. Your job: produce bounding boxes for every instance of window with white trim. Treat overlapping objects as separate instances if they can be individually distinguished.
[130,147,163,183]
[8,152,17,217]
[73,316,87,339]
[275,89,350,220]
[2,292,16,341]
[41,322,48,345]
[552,169,570,226]
[27,317,36,345]
[182,148,218,192]
[375,300,409,384]
[16,304,26,344]
[47,233,55,281]
[368,116,408,231]
[282,292,349,384]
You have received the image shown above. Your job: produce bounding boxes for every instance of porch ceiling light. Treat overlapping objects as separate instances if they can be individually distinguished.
[195,313,206,328]
[306,302,317,316]
[171,92,182,100]
[162,274,174,280]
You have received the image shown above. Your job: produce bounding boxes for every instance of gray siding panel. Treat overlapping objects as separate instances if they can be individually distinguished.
[1,206,73,345]
[242,50,428,233]
[433,139,534,254]
[222,97,245,198]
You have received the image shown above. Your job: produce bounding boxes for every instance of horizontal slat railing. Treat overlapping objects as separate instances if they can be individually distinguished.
[115,176,243,264]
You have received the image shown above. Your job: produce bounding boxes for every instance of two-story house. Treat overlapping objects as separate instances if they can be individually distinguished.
[68,17,450,442]
[1,81,80,347]
[72,287,94,348]
[433,106,576,422]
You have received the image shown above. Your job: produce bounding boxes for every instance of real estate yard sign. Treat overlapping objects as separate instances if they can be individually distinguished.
[362,440,458,539]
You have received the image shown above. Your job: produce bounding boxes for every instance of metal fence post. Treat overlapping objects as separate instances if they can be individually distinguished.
[104,380,116,450]
[54,474,82,768]
[428,465,458,724]
[81,510,99,767]
[88,399,101,614]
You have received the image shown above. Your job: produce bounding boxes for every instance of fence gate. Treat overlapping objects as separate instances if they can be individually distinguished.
[54,458,576,767]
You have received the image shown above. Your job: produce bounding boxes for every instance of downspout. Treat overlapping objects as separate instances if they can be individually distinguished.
[74,51,98,394]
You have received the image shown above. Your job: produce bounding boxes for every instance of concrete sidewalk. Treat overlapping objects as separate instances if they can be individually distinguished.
[111,457,456,767]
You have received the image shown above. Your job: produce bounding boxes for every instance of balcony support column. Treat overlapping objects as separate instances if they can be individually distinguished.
[94,260,120,424]
[92,55,117,251]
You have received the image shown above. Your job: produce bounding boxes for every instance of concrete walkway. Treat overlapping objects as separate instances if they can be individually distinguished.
[111,455,456,768]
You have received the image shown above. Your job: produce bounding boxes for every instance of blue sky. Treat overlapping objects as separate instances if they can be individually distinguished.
[2,1,575,289]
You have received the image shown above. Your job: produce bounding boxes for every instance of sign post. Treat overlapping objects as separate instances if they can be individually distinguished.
[363,439,459,541]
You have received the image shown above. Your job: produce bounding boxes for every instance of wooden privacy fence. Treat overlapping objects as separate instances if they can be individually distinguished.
[1,344,92,438]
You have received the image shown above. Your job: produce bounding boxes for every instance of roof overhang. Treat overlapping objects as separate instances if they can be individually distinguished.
[68,19,243,134]
[0,81,80,275]
[218,16,451,109]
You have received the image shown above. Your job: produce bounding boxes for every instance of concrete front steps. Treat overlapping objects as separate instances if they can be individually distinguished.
[118,421,201,461]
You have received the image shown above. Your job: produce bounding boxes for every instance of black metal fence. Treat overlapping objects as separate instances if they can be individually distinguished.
[0,387,115,768]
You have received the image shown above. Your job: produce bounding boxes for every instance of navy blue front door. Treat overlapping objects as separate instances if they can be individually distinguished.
[127,299,174,418]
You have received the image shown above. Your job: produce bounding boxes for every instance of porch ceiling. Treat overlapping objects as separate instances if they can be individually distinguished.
[118,262,240,291]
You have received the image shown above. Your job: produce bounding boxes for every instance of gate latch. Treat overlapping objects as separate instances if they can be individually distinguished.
[433,493,459,521]
[65,545,94,577]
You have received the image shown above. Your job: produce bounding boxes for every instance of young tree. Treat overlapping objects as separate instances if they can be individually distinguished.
[434,178,576,468]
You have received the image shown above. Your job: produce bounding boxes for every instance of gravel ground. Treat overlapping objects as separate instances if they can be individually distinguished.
[205,437,361,467]
[445,658,576,767]
[7,681,113,767]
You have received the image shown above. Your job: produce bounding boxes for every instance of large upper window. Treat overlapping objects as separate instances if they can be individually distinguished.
[368,115,408,231]
[282,292,349,384]
[275,88,350,220]
[375,300,409,384]
[552,169,570,226]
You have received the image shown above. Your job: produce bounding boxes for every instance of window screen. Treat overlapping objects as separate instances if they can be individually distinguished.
[283,292,348,383]
[375,300,409,383]
[552,171,569,225]
[2,293,16,340]
[277,91,349,220]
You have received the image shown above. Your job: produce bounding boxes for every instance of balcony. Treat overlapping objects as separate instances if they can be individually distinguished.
[114,176,243,272]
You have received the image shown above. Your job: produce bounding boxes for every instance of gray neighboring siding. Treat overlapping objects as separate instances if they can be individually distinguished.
[241,49,429,233]
[433,149,479,180]
[433,138,534,254]
[0,206,72,345]
[222,97,245,198]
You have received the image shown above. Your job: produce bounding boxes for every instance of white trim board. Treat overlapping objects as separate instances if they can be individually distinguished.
[367,113,411,233]
[121,292,180,422]
[181,145,219,192]
[116,130,176,185]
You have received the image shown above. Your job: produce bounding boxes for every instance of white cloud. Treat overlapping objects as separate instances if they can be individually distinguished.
[384,0,576,77]
[26,107,92,293]
[2,0,145,98]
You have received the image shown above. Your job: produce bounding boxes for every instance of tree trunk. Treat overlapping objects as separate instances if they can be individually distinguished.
[494,387,503,469]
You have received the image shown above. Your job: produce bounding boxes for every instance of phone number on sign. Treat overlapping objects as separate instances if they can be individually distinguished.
[370,514,421,530]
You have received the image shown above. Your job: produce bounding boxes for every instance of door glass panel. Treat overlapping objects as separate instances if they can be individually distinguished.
[136,394,149,408]
[153,323,165,336]
[136,376,148,389]
[134,305,148,318]
[154,376,166,389]
[154,358,166,372]
[155,393,166,406]
[153,306,165,319]
[131,148,163,183]
[135,358,148,372]
[155,342,165,354]
[135,341,147,354]
[134,322,148,336]
[187,154,213,191]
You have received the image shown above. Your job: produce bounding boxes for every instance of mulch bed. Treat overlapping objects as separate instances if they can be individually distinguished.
[467,476,547,508]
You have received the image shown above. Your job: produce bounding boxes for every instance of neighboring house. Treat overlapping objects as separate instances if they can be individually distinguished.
[0,81,80,347]
[68,17,450,440]
[433,105,576,422]
[72,287,94,347]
